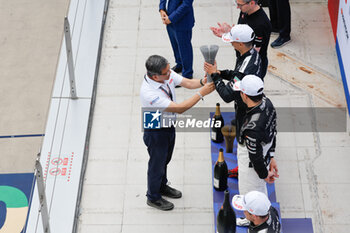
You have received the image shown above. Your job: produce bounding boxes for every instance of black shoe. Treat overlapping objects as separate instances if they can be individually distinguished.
[175,85,182,88]
[160,185,182,198]
[172,65,182,73]
[271,36,291,48]
[147,198,174,211]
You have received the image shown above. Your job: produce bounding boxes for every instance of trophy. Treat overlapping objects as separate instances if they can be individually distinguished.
[200,45,219,82]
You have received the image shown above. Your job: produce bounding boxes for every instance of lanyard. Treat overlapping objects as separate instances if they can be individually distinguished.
[144,75,173,101]
[159,85,173,101]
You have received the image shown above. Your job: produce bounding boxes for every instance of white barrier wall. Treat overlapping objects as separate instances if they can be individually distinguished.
[25,0,107,232]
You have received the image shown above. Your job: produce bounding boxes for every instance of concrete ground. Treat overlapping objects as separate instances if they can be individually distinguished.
[2,0,349,233]
[0,0,70,172]
[77,0,350,233]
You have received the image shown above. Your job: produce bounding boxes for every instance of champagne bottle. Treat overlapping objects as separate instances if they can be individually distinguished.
[217,190,237,233]
[211,103,224,143]
[213,148,228,191]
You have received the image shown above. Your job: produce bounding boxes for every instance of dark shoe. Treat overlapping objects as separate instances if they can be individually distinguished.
[160,185,182,198]
[271,36,291,48]
[175,85,182,88]
[147,198,174,211]
[172,65,182,73]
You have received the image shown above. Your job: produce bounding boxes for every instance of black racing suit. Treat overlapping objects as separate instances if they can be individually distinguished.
[249,206,281,233]
[239,96,277,179]
[211,47,262,142]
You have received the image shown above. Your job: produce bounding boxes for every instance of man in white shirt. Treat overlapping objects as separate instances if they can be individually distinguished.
[140,55,214,211]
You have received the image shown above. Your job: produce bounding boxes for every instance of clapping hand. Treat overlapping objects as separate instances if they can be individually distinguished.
[210,22,234,38]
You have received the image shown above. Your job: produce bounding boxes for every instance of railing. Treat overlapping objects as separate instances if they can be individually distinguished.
[27,0,109,232]
[33,15,79,233]
[34,155,51,233]
[32,15,79,233]
[64,17,78,100]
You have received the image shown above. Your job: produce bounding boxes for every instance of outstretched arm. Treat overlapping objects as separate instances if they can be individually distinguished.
[165,83,215,114]
[180,77,207,89]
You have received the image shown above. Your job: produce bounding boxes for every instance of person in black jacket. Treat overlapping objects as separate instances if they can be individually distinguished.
[232,191,281,232]
[210,0,271,78]
[233,75,279,196]
[204,24,262,143]
[204,24,263,178]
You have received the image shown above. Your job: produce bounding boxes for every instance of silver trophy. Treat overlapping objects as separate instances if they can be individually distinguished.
[200,45,219,82]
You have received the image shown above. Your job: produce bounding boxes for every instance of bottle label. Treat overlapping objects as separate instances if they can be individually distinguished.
[213,178,219,188]
[211,131,217,140]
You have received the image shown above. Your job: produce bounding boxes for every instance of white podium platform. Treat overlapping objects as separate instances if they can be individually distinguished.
[25,0,108,232]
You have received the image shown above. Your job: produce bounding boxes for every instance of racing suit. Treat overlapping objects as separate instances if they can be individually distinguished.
[211,47,263,141]
[238,96,277,195]
[249,206,281,233]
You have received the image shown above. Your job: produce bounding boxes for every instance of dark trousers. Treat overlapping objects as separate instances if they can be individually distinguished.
[261,56,269,79]
[143,127,176,201]
[166,24,193,78]
[268,0,291,38]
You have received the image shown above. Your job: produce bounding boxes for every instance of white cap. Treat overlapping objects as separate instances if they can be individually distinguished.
[233,75,264,96]
[232,191,271,216]
[222,24,255,43]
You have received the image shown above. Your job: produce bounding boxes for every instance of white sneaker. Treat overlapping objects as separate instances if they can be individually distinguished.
[236,217,250,227]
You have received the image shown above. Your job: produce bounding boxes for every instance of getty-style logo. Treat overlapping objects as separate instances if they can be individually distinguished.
[143,109,162,129]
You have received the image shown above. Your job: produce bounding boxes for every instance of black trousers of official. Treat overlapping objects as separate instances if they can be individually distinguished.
[268,0,291,39]
[261,56,269,79]
[143,127,175,201]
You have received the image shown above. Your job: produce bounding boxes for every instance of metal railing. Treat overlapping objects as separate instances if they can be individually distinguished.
[35,154,51,233]
[64,17,78,99]
[33,16,77,233]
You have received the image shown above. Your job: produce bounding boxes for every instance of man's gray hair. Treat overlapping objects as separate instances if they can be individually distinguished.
[145,55,169,77]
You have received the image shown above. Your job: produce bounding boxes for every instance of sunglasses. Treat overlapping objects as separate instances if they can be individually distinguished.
[235,0,250,7]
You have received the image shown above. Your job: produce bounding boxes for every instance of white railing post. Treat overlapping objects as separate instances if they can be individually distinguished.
[35,154,51,233]
[64,16,78,99]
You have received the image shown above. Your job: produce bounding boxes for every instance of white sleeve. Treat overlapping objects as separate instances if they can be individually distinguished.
[144,93,171,109]
[170,71,183,86]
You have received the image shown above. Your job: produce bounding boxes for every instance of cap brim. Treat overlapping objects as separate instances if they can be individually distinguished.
[222,32,233,43]
[232,195,246,211]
